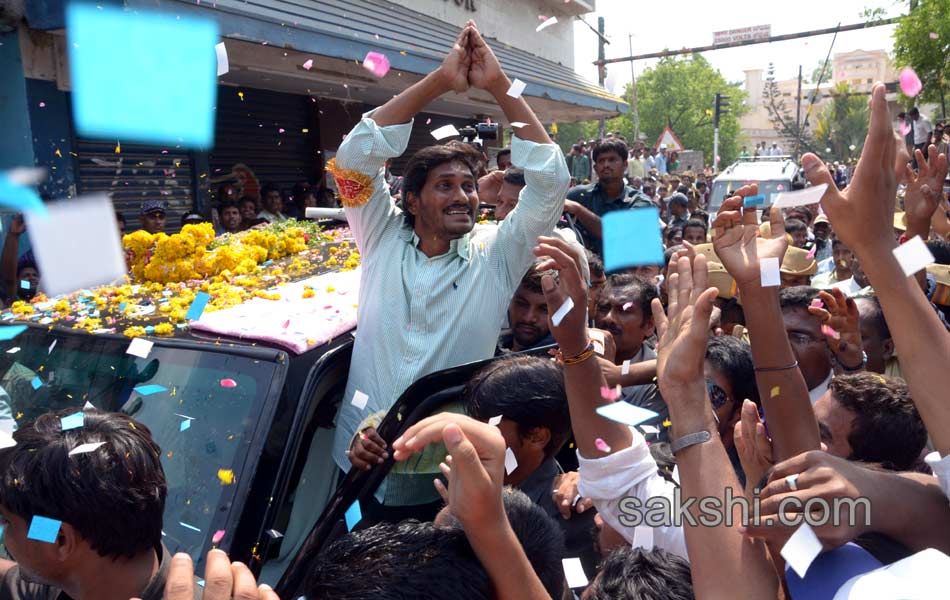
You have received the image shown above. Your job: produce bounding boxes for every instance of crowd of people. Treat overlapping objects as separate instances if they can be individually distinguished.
[3,18,950,600]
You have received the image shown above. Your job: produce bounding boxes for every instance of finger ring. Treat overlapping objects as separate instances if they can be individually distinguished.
[785,474,800,491]
[571,494,583,509]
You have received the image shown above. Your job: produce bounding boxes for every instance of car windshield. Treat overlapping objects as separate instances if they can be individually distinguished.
[0,326,278,561]
[710,179,791,212]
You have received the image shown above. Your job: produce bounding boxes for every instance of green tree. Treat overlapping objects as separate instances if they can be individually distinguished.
[892,0,950,116]
[813,82,869,162]
[555,120,599,155]
[762,63,818,157]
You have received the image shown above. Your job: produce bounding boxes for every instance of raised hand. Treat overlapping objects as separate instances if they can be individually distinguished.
[437,23,473,94]
[711,185,788,288]
[733,399,773,498]
[467,24,507,93]
[9,215,25,236]
[533,235,589,357]
[346,426,388,471]
[807,288,864,371]
[903,144,949,235]
[156,550,278,600]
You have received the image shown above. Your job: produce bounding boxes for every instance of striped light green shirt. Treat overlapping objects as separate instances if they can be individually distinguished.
[330,113,570,504]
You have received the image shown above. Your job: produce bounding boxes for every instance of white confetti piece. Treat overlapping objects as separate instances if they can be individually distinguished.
[266,529,284,539]
[6,347,19,354]
[632,525,654,550]
[351,389,369,410]
[430,124,460,140]
[68,441,106,456]
[48,339,56,354]
[781,522,823,578]
[892,235,934,277]
[551,296,574,327]
[596,402,658,427]
[510,121,528,128]
[83,401,94,410]
[506,78,527,99]
[536,16,558,32]
[126,337,154,359]
[562,557,588,588]
[488,415,503,426]
[772,183,828,208]
[621,359,631,376]
[0,430,15,450]
[639,424,659,434]
[215,42,229,76]
[504,447,518,475]
[760,257,780,287]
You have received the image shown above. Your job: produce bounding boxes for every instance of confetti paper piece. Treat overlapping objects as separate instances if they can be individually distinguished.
[510,121,528,128]
[639,424,659,435]
[504,447,518,475]
[782,523,823,578]
[60,412,85,431]
[27,516,62,544]
[179,521,201,533]
[603,208,664,272]
[899,120,911,136]
[186,292,211,321]
[662,418,672,428]
[212,529,226,544]
[621,359,631,376]
[551,296,574,327]
[362,51,391,77]
[0,173,47,215]
[5,347,19,354]
[770,386,781,398]
[266,529,284,539]
[600,385,621,401]
[126,337,153,359]
[215,42,229,76]
[633,524,655,550]
[806,246,817,260]
[622,302,633,311]
[899,67,923,98]
[821,324,840,340]
[596,402,659,428]
[488,415,503,426]
[344,500,362,531]
[220,378,237,388]
[48,339,57,354]
[892,235,934,276]
[69,441,105,456]
[217,468,235,485]
[66,4,218,147]
[562,557,589,588]
[430,124,460,140]
[810,298,824,309]
[23,194,126,297]
[31,376,42,390]
[536,15,558,32]
[19,280,29,290]
[760,257,781,287]
[772,183,828,208]
[179,419,191,432]
[351,389,369,409]
[594,438,611,453]
[302,58,313,70]
[0,326,26,341]
[743,194,766,207]
[506,78,527,99]
[930,32,939,39]
[83,401,94,410]
[134,384,167,396]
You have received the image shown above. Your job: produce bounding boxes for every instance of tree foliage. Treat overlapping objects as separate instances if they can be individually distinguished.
[813,82,869,162]
[762,63,817,157]
[892,0,950,115]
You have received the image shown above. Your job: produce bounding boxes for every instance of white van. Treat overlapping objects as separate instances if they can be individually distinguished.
[709,157,804,213]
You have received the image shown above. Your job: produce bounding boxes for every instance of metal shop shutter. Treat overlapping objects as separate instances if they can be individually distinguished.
[209,87,318,199]
[74,139,193,234]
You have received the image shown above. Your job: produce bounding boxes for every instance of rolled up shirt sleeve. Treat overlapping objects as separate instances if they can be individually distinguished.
[925,452,950,501]
[577,427,688,560]
[494,135,570,286]
[334,112,413,256]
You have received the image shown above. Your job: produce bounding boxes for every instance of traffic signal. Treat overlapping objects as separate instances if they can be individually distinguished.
[714,93,730,127]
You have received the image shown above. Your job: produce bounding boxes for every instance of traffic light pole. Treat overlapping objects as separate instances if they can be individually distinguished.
[713,127,720,174]
[713,92,728,174]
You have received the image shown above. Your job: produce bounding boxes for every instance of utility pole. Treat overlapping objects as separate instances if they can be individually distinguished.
[597,16,606,138]
[627,34,640,142]
[795,65,803,159]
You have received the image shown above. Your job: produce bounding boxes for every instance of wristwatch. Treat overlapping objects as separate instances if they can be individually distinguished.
[837,350,868,372]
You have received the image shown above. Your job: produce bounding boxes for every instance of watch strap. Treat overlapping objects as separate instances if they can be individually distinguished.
[670,430,713,455]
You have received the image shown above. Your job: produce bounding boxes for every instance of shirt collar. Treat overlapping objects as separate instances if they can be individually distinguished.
[809,370,834,405]
[399,225,472,261]
[593,182,634,204]
[516,456,560,505]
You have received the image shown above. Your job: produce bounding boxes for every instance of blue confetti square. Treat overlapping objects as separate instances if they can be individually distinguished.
[344,500,362,532]
[60,412,85,431]
[66,4,219,148]
[19,280,29,290]
[180,419,191,432]
[0,175,46,216]
[31,376,42,390]
[602,208,665,272]
[743,194,766,207]
[134,384,168,396]
[0,325,26,341]
[27,515,62,544]
[185,292,211,321]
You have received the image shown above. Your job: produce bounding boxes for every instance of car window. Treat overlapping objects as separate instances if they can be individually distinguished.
[0,327,278,562]
[710,179,791,212]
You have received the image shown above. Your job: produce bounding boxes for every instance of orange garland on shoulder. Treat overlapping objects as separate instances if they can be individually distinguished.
[326,158,374,208]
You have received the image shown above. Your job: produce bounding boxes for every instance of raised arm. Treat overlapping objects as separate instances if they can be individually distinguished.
[563,200,602,240]
[0,216,25,301]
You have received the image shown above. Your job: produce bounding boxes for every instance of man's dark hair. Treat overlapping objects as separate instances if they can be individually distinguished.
[832,238,847,250]
[16,251,37,276]
[910,107,920,117]
[587,250,605,279]
[219,201,240,213]
[604,273,660,317]
[664,225,684,245]
[592,139,628,163]
[926,238,950,265]
[683,218,707,235]
[503,167,526,187]
[829,373,926,471]
[464,356,570,460]
[498,488,566,599]
[705,336,759,406]
[585,547,694,600]
[260,183,281,199]
[785,218,808,234]
[856,296,890,340]
[779,286,821,310]
[116,212,126,227]
[572,143,583,153]
[0,409,166,559]
[496,148,511,163]
[663,245,685,270]
[239,195,258,208]
[402,141,482,228]
[515,263,556,296]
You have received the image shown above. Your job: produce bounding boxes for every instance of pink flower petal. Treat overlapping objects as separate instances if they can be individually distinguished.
[899,67,923,98]
[806,246,817,260]
[594,438,612,453]
[39,102,46,108]
[302,58,314,70]
[362,51,391,78]
[810,298,824,309]
[900,120,911,136]
[278,128,285,133]
[600,385,621,401]
[220,378,237,388]
[821,324,840,340]
[930,32,939,40]
[212,529,226,544]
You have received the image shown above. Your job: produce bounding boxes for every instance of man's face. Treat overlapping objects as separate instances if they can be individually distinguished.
[240,201,258,221]
[140,211,165,234]
[495,419,545,486]
[494,181,524,221]
[631,177,642,190]
[833,244,854,276]
[497,154,512,171]
[588,273,607,317]
[263,190,283,214]
[508,285,550,351]
[790,229,808,249]
[683,225,706,245]
[848,253,870,288]
[856,299,892,374]
[780,272,811,288]
[813,390,854,459]
[670,203,686,218]
[593,151,626,184]
[0,507,61,586]
[813,223,831,242]
[782,306,832,390]
[221,206,242,232]
[704,361,741,445]
[407,161,479,239]
[595,293,654,361]
[665,229,683,247]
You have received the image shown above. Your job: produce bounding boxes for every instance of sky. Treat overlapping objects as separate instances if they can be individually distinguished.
[572,0,902,91]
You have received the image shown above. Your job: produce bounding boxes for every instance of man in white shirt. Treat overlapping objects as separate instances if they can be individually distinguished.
[654,145,668,175]
[910,107,933,164]
[769,143,783,156]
